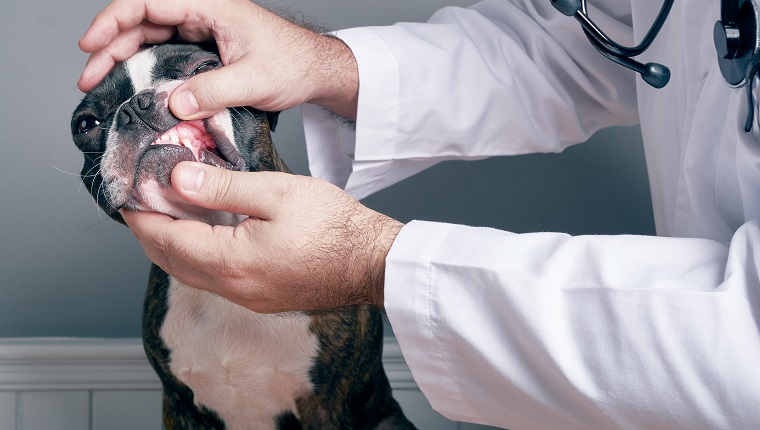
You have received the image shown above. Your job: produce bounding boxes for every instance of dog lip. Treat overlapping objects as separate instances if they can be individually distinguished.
[125,113,246,211]
[202,117,245,171]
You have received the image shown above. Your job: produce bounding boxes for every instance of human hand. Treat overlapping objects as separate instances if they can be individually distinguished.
[120,162,403,313]
[78,0,359,119]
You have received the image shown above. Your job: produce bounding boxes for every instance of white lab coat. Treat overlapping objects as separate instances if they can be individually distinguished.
[302,0,760,428]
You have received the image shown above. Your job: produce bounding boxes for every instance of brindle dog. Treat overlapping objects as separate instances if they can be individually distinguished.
[71,42,416,430]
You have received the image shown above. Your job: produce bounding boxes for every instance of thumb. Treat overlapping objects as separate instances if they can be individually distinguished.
[169,63,264,120]
[171,161,289,219]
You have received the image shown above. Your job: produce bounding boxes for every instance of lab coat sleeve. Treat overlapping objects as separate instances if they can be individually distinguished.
[385,219,760,429]
[302,0,639,200]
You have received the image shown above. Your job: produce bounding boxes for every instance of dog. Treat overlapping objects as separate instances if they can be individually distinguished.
[70,42,416,430]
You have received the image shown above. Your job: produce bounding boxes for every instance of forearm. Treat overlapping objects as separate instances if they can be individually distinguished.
[385,220,760,428]
[306,35,359,121]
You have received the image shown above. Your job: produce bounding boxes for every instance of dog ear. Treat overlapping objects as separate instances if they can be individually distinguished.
[266,111,280,132]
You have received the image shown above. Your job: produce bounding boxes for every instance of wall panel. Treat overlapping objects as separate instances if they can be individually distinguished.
[0,392,16,430]
[92,390,163,430]
[0,338,502,430]
[18,391,89,430]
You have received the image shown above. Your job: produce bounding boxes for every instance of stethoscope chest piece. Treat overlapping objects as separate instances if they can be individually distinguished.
[713,0,760,131]
[714,0,760,87]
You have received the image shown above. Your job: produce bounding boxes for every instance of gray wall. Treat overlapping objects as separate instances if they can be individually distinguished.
[0,0,654,338]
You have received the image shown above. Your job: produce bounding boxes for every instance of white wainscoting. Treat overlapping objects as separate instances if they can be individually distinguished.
[0,338,499,430]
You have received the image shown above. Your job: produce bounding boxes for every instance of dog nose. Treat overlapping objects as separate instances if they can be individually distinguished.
[117,108,134,127]
[135,91,154,111]
[129,90,156,117]
[115,89,179,132]
[116,91,157,129]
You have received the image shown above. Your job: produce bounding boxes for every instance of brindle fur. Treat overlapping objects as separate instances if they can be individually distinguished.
[71,42,416,429]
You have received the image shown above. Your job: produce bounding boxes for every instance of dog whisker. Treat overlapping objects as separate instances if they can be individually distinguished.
[84,217,111,232]
[51,165,85,177]
[92,173,105,222]
[99,178,114,210]
[78,161,103,197]
[82,160,103,178]
[230,112,245,131]
[61,77,85,95]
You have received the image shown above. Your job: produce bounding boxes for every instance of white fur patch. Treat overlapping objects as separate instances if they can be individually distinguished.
[209,109,236,149]
[161,278,319,430]
[125,48,157,94]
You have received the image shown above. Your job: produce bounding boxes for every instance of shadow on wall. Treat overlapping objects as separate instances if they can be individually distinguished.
[360,125,655,236]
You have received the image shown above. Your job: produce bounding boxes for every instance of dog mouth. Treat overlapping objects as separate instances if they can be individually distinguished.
[151,120,217,160]
[114,114,246,221]
[145,118,243,170]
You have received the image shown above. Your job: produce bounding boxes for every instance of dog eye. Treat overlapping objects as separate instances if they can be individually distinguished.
[75,116,101,135]
[192,60,220,76]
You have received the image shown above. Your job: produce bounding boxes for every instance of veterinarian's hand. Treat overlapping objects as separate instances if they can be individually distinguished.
[78,0,359,119]
[120,162,402,313]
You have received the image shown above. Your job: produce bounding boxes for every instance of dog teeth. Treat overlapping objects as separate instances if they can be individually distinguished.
[148,120,220,161]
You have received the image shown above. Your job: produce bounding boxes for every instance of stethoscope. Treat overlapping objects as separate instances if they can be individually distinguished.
[551,0,760,131]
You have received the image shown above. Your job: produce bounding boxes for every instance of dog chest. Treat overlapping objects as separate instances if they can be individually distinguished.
[160,277,320,430]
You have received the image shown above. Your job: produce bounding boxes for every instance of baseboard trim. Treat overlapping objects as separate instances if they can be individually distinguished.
[0,337,416,391]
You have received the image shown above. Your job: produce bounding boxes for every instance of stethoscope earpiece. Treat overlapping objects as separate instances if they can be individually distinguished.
[551,0,581,17]
[642,62,671,89]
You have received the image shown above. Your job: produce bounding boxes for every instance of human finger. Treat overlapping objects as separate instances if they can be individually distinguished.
[170,162,291,219]
[168,61,290,119]
[79,0,203,53]
[120,209,240,287]
[121,209,285,313]
[78,22,176,92]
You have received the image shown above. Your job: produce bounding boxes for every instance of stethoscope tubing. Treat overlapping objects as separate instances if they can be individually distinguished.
[574,0,675,58]
[562,0,760,131]
[581,28,649,74]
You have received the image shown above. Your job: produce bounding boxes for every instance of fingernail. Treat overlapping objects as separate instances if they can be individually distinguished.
[174,90,200,116]
[179,164,204,191]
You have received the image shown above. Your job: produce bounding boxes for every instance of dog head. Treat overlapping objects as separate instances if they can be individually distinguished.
[71,42,284,225]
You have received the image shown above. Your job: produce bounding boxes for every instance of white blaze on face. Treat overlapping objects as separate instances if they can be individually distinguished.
[125,48,157,93]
